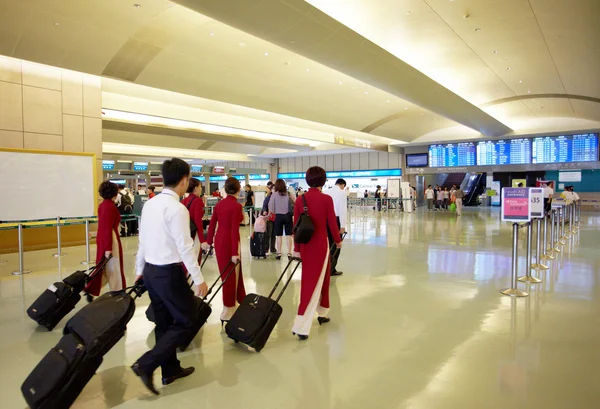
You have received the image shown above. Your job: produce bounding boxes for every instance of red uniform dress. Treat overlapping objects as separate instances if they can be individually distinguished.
[181,193,206,263]
[292,188,341,336]
[85,199,126,296]
[206,195,246,320]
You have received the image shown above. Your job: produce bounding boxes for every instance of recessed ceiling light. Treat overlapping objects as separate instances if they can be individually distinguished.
[209,32,215,36]
[475,28,482,32]
[284,61,291,66]
[539,106,544,109]
[264,52,269,56]
[133,3,141,8]
[386,100,391,103]
[306,68,310,72]
[238,42,246,48]
[527,90,531,94]
[404,108,408,110]
[338,81,343,85]
[493,50,498,54]
[364,92,368,95]
[507,67,511,70]
[406,11,412,14]
[519,80,523,83]
[54,22,60,26]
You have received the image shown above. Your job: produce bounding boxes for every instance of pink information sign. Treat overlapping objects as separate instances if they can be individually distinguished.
[501,188,531,222]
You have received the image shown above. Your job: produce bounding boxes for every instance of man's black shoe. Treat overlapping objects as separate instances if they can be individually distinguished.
[331,270,343,276]
[131,363,159,395]
[162,366,195,385]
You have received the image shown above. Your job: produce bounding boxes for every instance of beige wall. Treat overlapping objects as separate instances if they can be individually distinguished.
[0,56,102,169]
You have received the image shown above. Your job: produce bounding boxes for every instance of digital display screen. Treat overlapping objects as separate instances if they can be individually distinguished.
[429,142,476,167]
[476,139,531,165]
[532,133,598,163]
[133,162,148,171]
[190,164,203,173]
[406,153,428,168]
[102,160,115,170]
[212,166,225,174]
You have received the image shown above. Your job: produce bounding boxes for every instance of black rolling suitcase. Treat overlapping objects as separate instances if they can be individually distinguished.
[178,261,239,351]
[21,283,145,409]
[250,232,268,259]
[27,257,111,331]
[226,257,302,352]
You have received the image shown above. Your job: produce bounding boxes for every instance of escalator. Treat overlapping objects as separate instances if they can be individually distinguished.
[461,173,486,206]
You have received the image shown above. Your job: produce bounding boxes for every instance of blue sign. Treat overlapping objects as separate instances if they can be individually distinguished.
[102,160,115,170]
[278,169,402,179]
[191,164,203,173]
[429,142,476,167]
[133,161,148,171]
[476,139,531,165]
[532,133,598,164]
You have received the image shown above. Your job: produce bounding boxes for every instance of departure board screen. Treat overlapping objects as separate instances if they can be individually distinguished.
[429,142,476,167]
[476,138,531,165]
[532,133,598,164]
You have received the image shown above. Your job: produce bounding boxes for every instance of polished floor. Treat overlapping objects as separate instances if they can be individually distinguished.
[1,207,599,409]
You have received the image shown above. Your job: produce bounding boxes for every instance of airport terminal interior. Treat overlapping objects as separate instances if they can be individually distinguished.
[1,1,599,408]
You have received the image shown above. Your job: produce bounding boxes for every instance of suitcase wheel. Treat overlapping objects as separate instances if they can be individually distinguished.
[234,340,239,344]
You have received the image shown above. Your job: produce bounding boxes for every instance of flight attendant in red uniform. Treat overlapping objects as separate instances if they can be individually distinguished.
[85,181,126,301]
[181,178,206,263]
[292,166,342,340]
[205,177,246,323]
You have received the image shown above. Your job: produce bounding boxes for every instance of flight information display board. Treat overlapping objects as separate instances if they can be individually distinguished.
[429,142,476,167]
[532,133,598,164]
[476,138,531,165]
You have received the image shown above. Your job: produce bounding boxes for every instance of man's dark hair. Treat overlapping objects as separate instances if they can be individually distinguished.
[162,158,190,188]
[148,186,155,192]
[267,181,273,187]
[335,178,346,186]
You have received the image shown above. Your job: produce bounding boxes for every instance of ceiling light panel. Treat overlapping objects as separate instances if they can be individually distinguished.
[103,142,250,161]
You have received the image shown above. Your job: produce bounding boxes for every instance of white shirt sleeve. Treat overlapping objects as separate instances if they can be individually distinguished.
[171,206,205,285]
[338,189,347,229]
[135,236,146,277]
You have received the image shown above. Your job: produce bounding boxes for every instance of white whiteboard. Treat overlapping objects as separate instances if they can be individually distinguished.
[254,191,266,210]
[387,179,401,198]
[0,151,95,221]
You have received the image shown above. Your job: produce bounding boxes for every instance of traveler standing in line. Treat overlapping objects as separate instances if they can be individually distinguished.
[262,181,277,255]
[325,178,348,277]
[292,166,342,340]
[132,158,208,395]
[454,187,465,216]
[268,179,294,260]
[244,184,255,225]
[364,190,369,198]
[204,177,247,323]
[85,181,126,302]
[181,178,206,263]
[374,185,383,211]
[148,186,156,199]
[425,185,435,210]
[543,182,554,214]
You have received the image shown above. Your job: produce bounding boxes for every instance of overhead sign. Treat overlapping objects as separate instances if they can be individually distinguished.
[558,171,581,182]
[212,166,225,174]
[278,169,402,180]
[190,164,203,173]
[502,188,531,222]
[102,160,115,170]
[133,161,148,171]
[529,188,544,218]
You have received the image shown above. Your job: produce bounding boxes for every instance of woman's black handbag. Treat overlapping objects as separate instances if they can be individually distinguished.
[293,195,314,244]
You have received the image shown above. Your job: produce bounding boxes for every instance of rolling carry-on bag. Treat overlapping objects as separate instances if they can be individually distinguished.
[178,260,240,351]
[144,252,211,323]
[226,257,302,352]
[250,232,268,259]
[27,256,111,331]
[21,282,145,409]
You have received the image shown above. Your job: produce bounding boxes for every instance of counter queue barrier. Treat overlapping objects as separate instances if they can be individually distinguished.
[502,200,581,298]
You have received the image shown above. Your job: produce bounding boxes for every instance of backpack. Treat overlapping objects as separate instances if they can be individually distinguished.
[293,195,314,244]
[186,196,198,238]
[254,215,267,233]
[118,192,132,213]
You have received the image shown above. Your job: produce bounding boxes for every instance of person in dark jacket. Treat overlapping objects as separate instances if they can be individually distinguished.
[261,181,277,254]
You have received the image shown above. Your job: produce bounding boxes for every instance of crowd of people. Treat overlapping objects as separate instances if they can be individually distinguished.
[91,158,345,395]
[425,184,465,215]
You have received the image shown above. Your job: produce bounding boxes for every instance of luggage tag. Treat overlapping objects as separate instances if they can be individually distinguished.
[48,283,58,293]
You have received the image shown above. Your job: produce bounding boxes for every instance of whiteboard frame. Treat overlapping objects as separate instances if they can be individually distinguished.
[0,148,98,219]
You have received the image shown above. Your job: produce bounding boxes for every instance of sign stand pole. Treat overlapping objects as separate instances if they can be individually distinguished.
[501,223,529,297]
[519,221,543,283]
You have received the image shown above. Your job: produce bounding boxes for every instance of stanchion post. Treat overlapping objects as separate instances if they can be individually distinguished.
[81,219,91,265]
[521,220,545,280]
[551,209,562,252]
[577,200,581,226]
[542,213,555,260]
[52,216,67,257]
[12,224,32,276]
[570,203,577,233]
[559,206,567,243]
[501,223,529,297]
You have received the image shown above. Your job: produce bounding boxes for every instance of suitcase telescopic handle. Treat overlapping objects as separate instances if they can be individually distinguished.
[86,254,113,280]
[203,261,240,304]
[267,256,302,302]
[200,245,213,269]
[329,232,347,256]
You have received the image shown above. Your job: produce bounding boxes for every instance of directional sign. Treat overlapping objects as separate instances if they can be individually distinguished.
[502,188,531,222]
[529,188,544,218]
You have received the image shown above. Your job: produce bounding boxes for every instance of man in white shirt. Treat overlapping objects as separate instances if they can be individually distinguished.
[326,178,348,276]
[132,158,208,395]
[425,185,435,210]
[543,182,554,213]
